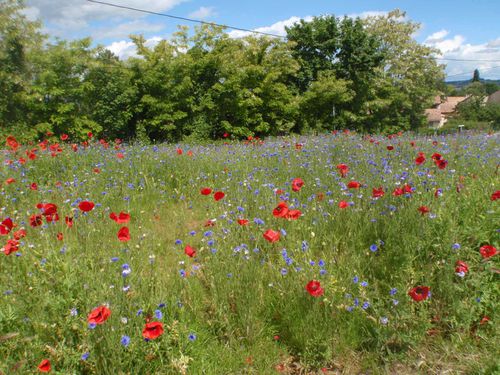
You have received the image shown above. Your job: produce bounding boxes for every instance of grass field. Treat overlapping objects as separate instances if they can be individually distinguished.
[0,132,498,374]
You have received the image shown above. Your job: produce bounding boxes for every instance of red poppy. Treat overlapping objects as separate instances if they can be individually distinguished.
[13,229,26,240]
[372,187,385,198]
[18,157,26,165]
[187,150,193,157]
[117,153,124,159]
[2,239,19,255]
[143,321,164,340]
[408,286,430,302]
[237,219,249,226]
[37,203,58,217]
[338,201,348,209]
[305,280,324,297]
[347,181,361,189]
[117,227,130,242]
[60,134,69,141]
[214,191,225,201]
[30,183,38,190]
[37,359,51,373]
[56,232,63,241]
[200,188,212,195]
[30,214,43,227]
[418,206,430,215]
[184,245,196,258]
[386,145,394,151]
[275,189,284,195]
[65,216,73,228]
[455,260,469,275]
[392,188,404,196]
[273,202,289,218]
[436,159,448,169]
[263,229,280,243]
[87,305,111,325]
[431,153,442,161]
[79,201,95,212]
[176,148,183,155]
[223,132,229,138]
[403,184,413,194]
[415,153,426,165]
[87,132,93,138]
[109,212,130,224]
[336,164,349,178]
[291,177,304,192]
[204,219,216,227]
[0,218,13,235]
[480,316,490,325]
[479,245,497,259]
[286,209,302,220]
[5,178,16,185]
[6,136,19,151]
[295,143,303,150]
[491,191,500,201]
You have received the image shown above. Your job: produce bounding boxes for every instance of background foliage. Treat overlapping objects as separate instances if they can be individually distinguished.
[1,1,450,142]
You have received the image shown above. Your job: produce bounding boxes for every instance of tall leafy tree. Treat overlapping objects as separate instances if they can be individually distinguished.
[363,9,445,131]
[0,0,44,139]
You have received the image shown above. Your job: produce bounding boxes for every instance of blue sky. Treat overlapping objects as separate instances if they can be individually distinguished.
[23,0,500,80]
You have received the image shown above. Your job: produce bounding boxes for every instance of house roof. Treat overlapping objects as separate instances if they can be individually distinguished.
[425,108,442,122]
[433,95,442,106]
[487,90,500,104]
[440,96,468,114]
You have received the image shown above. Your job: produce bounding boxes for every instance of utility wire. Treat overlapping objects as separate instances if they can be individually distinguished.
[85,0,286,39]
[445,65,500,79]
[436,57,500,62]
[87,1,500,64]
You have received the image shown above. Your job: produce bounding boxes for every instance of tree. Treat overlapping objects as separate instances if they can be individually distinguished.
[472,69,480,82]
[363,9,445,131]
[0,0,44,139]
[286,15,385,130]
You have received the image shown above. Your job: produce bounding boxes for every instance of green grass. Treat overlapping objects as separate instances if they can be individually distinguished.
[0,132,498,374]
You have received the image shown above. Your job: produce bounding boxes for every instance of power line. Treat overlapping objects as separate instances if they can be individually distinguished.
[85,0,285,39]
[445,65,500,79]
[436,57,500,62]
[87,1,500,64]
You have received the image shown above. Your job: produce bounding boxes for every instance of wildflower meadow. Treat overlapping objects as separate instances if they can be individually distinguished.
[0,131,498,374]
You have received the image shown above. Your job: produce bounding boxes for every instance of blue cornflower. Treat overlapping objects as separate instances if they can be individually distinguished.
[389,288,397,295]
[154,310,163,320]
[280,268,288,276]
[353,276,359,284]
[81,352,90,361]
[452,243,461,250]
[188,333,197,341]
[121,335,131,347]
[361,281,368,287]
[88,323,97,329]
[318,259,325,267]
[362,301,370,310]
[369,244,378,252]
[175,239,182,245]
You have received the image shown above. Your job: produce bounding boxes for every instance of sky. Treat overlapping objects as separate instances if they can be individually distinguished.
[21,0,500,80]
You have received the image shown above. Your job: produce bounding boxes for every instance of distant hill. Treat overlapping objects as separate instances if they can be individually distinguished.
[445,79,500,89]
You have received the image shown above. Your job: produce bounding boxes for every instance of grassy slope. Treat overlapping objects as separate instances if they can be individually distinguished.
[0,132,498,374]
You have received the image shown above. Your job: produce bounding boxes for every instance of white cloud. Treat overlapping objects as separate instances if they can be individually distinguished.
[424,31,500,79]
[227,11,387,39]
[24,0,186,39]
[91,20,165,40]
[228,16,313,38]
[106,35,162,59]
[347,11,389,19]
[188,6,216,20]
